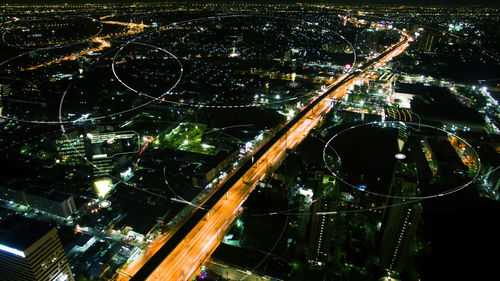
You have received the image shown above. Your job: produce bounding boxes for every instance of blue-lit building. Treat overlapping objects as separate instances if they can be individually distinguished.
[0,215,74,281]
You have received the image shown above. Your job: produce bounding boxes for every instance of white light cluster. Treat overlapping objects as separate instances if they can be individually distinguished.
[0,244,25,257]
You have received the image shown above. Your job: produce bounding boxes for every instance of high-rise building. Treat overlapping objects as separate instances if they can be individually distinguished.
[379,161,422,277]
[0,215,74,281]
[88,131,139,178]
[307,171,339,267]
[56,134,85,163]
[0,83,9,118]
[0,90,3,116]
[92,155,114,178]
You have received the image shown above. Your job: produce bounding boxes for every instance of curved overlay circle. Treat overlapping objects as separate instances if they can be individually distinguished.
[0,41,183,124]
[111,14,357,108]
[322,121,481,200]
[2,16,103,50]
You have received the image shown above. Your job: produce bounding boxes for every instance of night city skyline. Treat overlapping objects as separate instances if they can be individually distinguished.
[0,1,499,281]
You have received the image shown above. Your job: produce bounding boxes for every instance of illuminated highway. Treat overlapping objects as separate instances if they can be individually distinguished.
[22,37,111,71]
[124,24,410,281]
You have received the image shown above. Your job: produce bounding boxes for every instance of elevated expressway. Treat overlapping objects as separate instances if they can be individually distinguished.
[125,28,410,281]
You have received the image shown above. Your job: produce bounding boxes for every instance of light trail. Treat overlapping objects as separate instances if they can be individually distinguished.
[101,20,150,29]
[271,150,284,164]
[126,18,410,281]
[17,18,149,72]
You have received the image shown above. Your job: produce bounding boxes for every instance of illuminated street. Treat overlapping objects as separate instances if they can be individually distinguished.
[122,29,409,280]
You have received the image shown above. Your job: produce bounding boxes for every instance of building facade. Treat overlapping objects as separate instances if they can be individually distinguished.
[379,162,422,276]
[0,215,75,281]
[0,186,76,218]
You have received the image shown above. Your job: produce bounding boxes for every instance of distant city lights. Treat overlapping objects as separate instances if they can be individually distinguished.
[93,178,113,198]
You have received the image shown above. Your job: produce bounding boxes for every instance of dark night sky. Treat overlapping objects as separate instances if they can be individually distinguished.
[2,0,499,7]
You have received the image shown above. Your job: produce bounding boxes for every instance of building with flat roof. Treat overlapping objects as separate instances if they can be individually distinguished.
[0,215,74,281]
[0,184,76,218]
[25,188,77,218]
